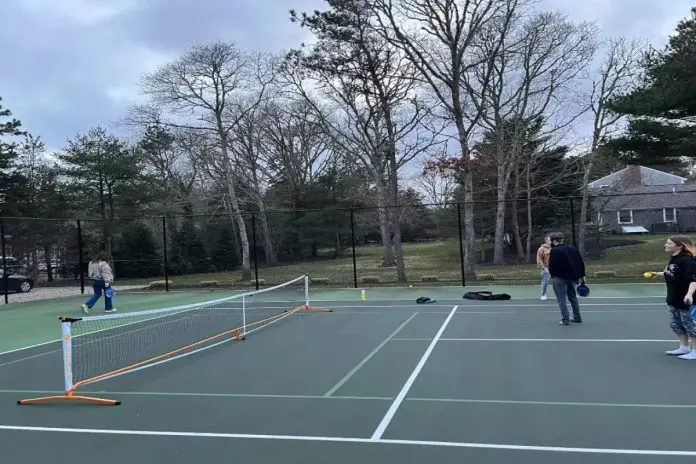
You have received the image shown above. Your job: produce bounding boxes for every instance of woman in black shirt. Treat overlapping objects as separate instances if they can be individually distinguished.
[649,235,696,360]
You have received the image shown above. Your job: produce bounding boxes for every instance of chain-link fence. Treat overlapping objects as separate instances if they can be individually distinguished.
[3,192,693,303]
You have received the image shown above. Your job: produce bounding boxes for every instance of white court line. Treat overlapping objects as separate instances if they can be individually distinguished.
[1,425,695,456]
[0,339,60,357]
[392,338,677,343]
[324,312,419,397]
[4,389,696,410]
[0,302,668,358]
[408,397,696,409]
[370,305,459,440]
[0,348,63,369]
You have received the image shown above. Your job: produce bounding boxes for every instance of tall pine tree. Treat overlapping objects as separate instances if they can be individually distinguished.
[606,7,696,168]
[0,96,25,214]
[58,126,148,256]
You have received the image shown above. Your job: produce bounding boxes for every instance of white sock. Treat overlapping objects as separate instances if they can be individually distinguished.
[666,345,690,355]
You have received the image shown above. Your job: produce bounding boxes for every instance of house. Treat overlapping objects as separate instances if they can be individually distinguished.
[588,165,696,234]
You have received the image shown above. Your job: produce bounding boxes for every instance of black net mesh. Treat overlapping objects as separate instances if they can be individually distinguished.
[67,275,310,387]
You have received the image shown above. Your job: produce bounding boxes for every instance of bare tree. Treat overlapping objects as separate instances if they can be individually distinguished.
[469,9,597,264]
[371,0,524,278]
[134,41,277,281]
[577,36,645,255]
[286,1,441,282]
[412,168,456,206]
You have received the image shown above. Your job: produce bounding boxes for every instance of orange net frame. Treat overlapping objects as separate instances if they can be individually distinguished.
[17,275,330,406]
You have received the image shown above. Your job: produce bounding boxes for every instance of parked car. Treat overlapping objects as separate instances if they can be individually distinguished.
[0,269,33,293]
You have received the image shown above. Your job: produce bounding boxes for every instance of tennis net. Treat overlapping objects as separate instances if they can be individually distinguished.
[17,274,330,406]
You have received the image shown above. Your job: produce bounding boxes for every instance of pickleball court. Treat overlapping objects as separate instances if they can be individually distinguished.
[1,279,695,463]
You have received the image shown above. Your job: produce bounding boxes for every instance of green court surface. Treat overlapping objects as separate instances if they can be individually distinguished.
[0,282,668,354]
[1,296,695,463]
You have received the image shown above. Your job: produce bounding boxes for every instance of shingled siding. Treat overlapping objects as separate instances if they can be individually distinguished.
[597,207,696,233]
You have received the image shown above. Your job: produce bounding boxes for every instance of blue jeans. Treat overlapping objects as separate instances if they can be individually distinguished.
[540,269,551,296]
[552,277,581,322]
[85,279,113,311]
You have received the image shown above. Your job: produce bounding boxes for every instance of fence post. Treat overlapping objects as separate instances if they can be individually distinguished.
[252,213,259,291]
[569,198,577,248]
[350,209,358,289]
[457,203,466,287]
[77,220,85,294]
[1,219,7,304]
[162,216,169,292]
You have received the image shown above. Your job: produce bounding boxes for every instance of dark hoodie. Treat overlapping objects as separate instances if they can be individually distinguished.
[549,243,585,282]
[663,251,696,310]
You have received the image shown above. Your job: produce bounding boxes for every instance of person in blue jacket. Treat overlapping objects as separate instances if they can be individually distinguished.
[548,232,585,326]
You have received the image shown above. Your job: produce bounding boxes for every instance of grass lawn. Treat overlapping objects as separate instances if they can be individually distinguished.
[112,234,673,290]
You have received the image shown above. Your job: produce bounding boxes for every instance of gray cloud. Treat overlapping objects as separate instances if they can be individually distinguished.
[0,0,693,154]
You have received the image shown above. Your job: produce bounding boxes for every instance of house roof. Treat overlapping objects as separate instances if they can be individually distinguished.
[587,165,686,189]
[591,183,696,211]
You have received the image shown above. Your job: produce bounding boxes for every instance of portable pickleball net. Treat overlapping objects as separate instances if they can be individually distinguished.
[17,274,330,406]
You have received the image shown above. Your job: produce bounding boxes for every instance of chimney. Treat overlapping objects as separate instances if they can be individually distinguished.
[624,165,642,186]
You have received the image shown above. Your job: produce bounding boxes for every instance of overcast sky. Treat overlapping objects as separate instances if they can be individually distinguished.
[0,0,694,156]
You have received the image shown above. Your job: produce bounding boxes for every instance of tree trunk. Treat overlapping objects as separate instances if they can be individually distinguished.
[453,111,476,280]
[31,249,39,283]
[225,182,251,281]
[221,157,251,281]
[387,157,406,282]
[462,171,476,278]
[493,160,513,265]
[43,243,54,282]
[374,178,395,267]
[578,154,595,256]
[222,197,241,264]
[511,164,525,260]
[217,116,251,281]
[525,164,533,262]
[255,198,278,266]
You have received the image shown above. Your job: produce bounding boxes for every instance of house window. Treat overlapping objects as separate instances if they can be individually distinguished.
[617,210,633,224]
[663,208,677,223]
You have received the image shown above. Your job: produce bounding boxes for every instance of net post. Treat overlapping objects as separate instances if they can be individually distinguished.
[17,316,121,406]
[304,274,309,308]
[61,319,74,393]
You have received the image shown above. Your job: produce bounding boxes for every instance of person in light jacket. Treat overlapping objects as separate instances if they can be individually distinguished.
[82,251,116,314]
[536,235,552,300]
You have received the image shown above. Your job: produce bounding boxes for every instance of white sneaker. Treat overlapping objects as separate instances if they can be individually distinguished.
[666,346,691,355]
[678,350,696,360]
[541,295,548,300]
[81,304,89,314]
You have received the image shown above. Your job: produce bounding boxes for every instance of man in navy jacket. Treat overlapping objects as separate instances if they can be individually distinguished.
[548,232,585,325]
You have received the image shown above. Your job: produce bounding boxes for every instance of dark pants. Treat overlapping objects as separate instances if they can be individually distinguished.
[552,277,581,322]
[85,279,113,311]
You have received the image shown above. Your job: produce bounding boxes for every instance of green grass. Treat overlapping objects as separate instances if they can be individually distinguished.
[111,234,673,290]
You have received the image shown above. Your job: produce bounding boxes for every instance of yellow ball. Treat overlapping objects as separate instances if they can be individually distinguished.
[643,272,652,279]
